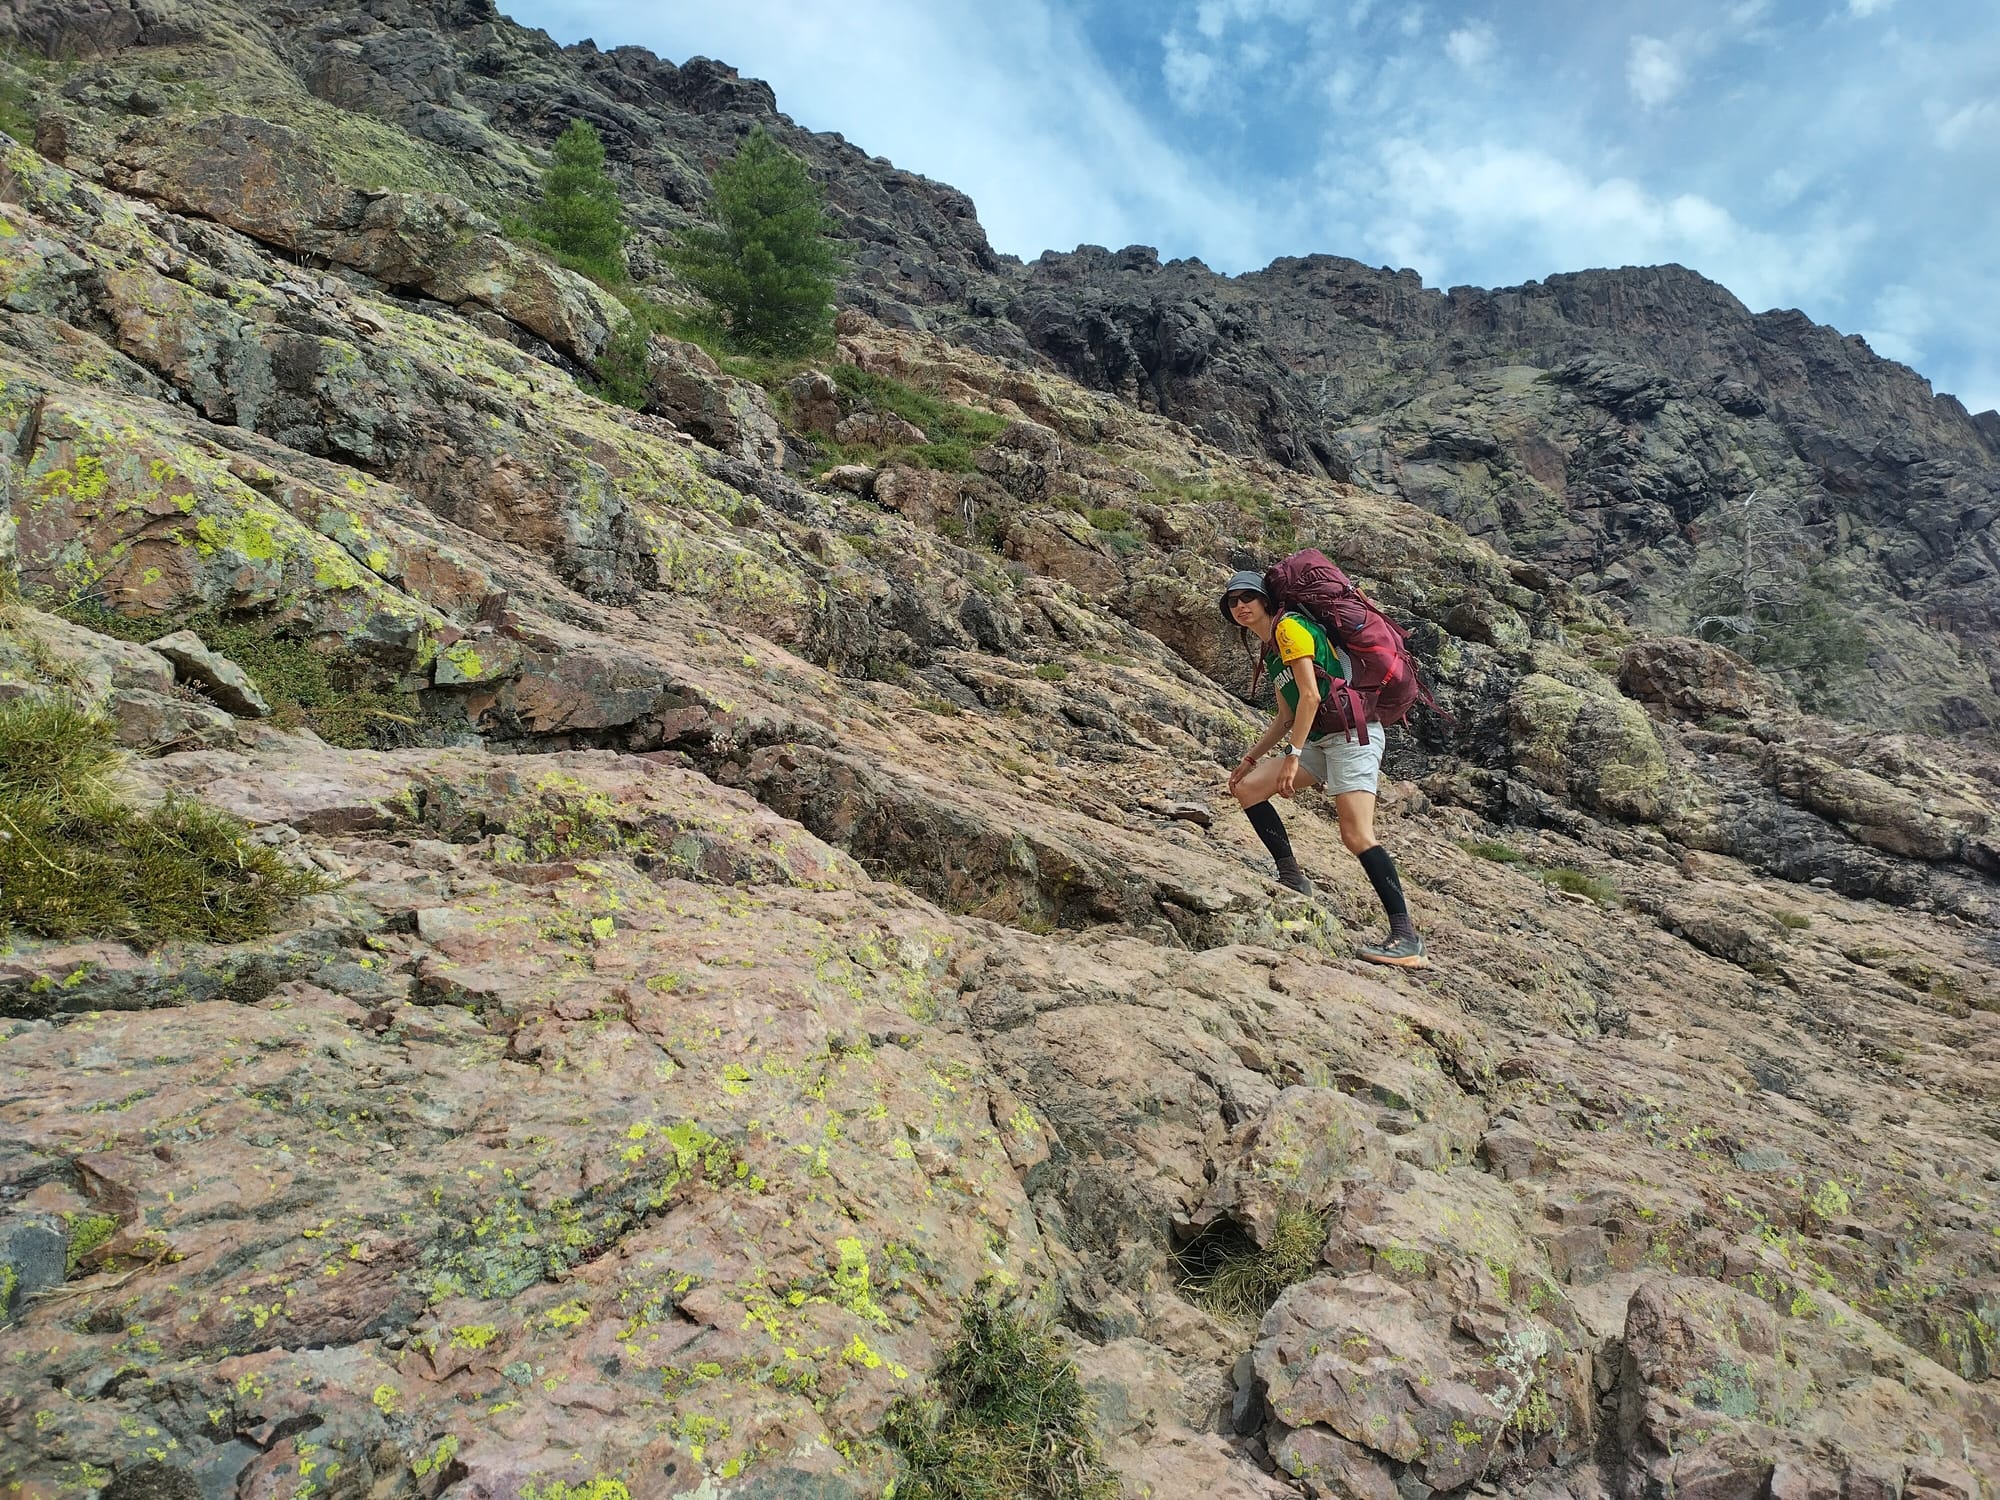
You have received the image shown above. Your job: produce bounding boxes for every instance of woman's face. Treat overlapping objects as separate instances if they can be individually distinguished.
[1227,591,1272,628]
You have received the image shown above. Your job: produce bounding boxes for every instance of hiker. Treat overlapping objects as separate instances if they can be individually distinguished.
[1220,566,1429,969]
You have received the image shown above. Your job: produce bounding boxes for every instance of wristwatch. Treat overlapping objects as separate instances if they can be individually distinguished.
[1281,743,1303,758]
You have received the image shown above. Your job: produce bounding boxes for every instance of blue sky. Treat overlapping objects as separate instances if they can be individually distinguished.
[512,0,1998,415]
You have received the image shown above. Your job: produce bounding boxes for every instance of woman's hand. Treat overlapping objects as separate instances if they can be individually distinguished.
[1275,755,1299,798]
[1228,754,1256,792]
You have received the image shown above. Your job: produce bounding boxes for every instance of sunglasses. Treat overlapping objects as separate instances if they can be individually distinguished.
[1225,592,1266,610]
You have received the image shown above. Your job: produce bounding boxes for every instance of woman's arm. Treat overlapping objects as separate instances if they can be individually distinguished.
[1286,658,1321,748]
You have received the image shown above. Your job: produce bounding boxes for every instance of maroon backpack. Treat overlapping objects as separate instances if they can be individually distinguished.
[1260,550,1436,745]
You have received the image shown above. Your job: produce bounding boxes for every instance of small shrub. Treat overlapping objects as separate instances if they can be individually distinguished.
[592,301,659,409]
[881,1299,1119,1500]
[1085,506,1130,533]
[1460,839,1525,863]
[909,439,981,474]
[1540,866,1617,904]
[1178,1206,1329,1321]
[1031,663,1068,682]
[517,119,628,285]
[0,696,329,946]
[913,697,962,717]
[1775,910,1812,931]
[192,618,417,749]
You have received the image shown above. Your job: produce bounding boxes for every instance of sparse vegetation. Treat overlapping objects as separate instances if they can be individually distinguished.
[828,366,1009,444]
[46,594,419,748]
[192,617,419,748]
[1539,866,1617,904]
[667,126,843,357]
[881,1298,1119,1500]
[0,696,329,946]
[1461,838,1526,863]
[1775,910,1812,931]
[1177,1206,1329,1321]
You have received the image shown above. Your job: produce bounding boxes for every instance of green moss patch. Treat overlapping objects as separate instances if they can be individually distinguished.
[1539,867,1618,904]
[0,695,329,945]
[1175,1206,1330,1322]
[882,1299,1118,1500]
[828,365,1008,447]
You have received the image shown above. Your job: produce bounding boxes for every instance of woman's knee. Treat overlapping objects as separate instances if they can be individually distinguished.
[1339,825,1378,855]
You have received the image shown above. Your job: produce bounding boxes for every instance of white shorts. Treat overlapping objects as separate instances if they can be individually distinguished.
[1299,722,1386,796]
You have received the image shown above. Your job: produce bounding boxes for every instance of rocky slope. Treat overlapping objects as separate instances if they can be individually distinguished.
[0,7,1995,1500]
[10,0,1991,732]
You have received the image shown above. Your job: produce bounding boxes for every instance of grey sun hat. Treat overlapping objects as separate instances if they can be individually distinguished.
[1217,569,1270,623]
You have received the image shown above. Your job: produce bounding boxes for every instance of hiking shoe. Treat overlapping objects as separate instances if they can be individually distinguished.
[1274,858,1315,896]
[1359,933,1429,968]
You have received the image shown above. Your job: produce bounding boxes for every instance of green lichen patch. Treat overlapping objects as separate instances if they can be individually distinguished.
[418,1121,731,1300]
[61,1210,119,1274]
[0,694,330,948]
[882,1298,1119,1500]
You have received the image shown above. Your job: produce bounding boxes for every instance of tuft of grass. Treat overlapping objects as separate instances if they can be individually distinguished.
[0,696,330,946]
[1775,910,1812,931]
[827,365,1009,446]
[1178,1206,1329,1322]
[1031,663,1069,682]
[44,594,418,748]
[1539,866,1617,904]
[1085,507,1130,533]
[881,1299,1120,1500]
[193,618,418,748]
[1460,838,1525,864]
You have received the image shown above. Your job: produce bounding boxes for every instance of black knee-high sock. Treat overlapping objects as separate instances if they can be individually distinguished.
[1243,800,1293,864]
[1358,844,1416,936]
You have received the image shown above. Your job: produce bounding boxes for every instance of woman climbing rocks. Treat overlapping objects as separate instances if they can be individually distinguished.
[1220,569,1429,969]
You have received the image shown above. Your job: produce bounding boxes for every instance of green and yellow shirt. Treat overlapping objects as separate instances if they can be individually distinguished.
[1264,614,1349,742]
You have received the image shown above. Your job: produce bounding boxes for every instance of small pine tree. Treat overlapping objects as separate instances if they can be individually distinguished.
[668,127,843,357]
[526,119,627,284]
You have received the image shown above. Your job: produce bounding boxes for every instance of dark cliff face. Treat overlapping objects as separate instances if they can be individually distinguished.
[995,247,2000,730]
[8,0,1996,732]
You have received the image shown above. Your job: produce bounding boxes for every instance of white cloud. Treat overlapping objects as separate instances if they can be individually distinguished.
[1627,35,1685,109]
[1856,283,1932,365]
[1763,166,1808,206]
[1322,61,1359,106]
[1444,24,1494,73]
[1345,138,1864,313]
[1932,98,2000,151]
[1847,0,1895,16]
[1191,0,1315,41]
[1163,32,1220,110]
[512,0,1266,269]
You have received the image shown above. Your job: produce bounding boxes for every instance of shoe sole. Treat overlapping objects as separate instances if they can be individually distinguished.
[1360,951,1431,969]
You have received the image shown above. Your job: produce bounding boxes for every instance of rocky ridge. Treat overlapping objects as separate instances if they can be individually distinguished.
[0,7,1994,1500]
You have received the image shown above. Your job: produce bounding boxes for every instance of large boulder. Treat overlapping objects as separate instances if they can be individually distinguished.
[1619,637,1778,721]
[104,116,620,362]
[643,338,787,466]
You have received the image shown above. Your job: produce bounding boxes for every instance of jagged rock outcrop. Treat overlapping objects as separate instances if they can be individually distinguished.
[0,8,1995,1500]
